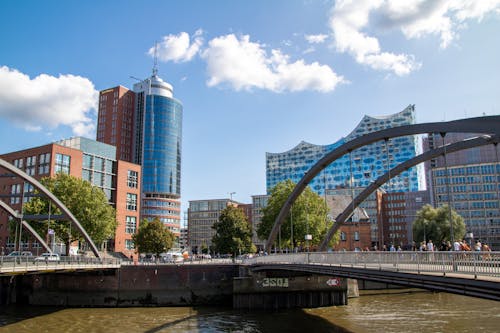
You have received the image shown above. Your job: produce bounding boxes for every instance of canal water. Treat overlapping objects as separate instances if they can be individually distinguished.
[0,291,498,332]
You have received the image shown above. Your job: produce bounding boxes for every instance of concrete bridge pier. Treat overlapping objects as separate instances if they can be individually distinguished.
[233,269,351,310]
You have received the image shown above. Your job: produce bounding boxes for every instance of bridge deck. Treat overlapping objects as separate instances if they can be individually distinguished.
[244,252,500,301]
[0,257,120,275]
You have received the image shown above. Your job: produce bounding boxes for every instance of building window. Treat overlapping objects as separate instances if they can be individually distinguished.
[25,155,36,176]
[340,232,346,241]
[354,231,360,241]
[38,153,51,175]
[10,184,21,205]
[126,193,137,211]
[125,216,137,234]
[125,239,135,250]
[55,153,71,174]
[13,158,24,169]
[23,183,34,203]
[127,170,138,188]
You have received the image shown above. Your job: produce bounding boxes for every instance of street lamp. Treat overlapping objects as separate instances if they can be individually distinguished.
[228,192,236,202]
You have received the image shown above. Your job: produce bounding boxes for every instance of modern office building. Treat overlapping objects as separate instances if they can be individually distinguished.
[97,70,183,237]
[266,105,422,195]
[251,195,269,251]
[381,190,430,248]
[0,137,141,257]
[426,132,500,249]
[187,199,250,254]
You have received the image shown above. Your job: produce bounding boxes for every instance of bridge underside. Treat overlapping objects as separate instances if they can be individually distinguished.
[250,264,500,301]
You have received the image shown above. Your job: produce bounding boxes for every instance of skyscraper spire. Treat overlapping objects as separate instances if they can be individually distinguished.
[152,40,159,76]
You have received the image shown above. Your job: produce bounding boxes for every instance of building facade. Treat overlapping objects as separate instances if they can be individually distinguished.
[0,137,141,257]
[187,199,250,254]
[325,194,372,251]
[381,190,430,248]
[251,195,269,251]
[266,105,422,195]
[96,86,135,162]
[326,188,383,247]
[97,72,183,237]
[426,133,500,250]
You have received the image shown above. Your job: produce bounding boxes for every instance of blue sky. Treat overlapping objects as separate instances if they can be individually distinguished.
[1,1,499,217]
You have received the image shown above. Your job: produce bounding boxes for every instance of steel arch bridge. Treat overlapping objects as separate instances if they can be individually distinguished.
[266,116,500,251]
[0,158,102,258]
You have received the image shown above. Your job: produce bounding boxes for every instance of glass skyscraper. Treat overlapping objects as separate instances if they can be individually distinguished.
[266,105,422,195]
[133,72,183,233]
[97,70,183,236]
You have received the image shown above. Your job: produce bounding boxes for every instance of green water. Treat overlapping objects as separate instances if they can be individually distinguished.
[0,292,498,332]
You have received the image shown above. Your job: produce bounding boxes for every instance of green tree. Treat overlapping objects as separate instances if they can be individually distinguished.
[413,204,466,244]
[257,180,340,250]
[132,218,175,258]
[23,173,116,254]
[212,205,256,256]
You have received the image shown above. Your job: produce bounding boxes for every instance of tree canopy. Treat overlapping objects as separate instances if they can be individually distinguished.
[132,218,175,257]
[23,173,116,251]
[413,204,466,244]
[257,180,339,250]
[212,205,255,256]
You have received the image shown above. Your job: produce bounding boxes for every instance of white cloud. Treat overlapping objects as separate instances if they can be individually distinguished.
[329,0,500,74]
[305,33,328,44]
[150,30,204,63]
[201,34,345,93]
[330,0,420,75]
[0,66,97,137]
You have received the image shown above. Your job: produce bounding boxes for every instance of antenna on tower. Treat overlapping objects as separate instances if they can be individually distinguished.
[152,41,159,76]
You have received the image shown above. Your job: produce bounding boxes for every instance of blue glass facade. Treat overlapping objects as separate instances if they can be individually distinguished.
[133,74,183,233]
[266,105,422,195]
[142,95,182,196]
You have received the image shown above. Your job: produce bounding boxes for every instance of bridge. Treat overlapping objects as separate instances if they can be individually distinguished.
[243,251,500,301]
[0,256,120,276]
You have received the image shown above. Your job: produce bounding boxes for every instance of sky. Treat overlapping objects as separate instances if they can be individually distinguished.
[1,0,499,218]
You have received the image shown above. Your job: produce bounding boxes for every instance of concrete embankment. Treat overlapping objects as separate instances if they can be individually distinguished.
[3,264,238,307]
[1,264,352,309]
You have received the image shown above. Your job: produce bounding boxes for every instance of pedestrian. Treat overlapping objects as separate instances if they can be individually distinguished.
[426,240,434,252]
[481,243,491,260]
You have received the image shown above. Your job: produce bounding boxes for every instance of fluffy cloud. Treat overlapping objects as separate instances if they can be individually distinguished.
[330,0,421,76]
[380,0,500,48]
[329,0,500,74]
[150,30,204,63]
[0,66,97,137]
[201,34,345,92]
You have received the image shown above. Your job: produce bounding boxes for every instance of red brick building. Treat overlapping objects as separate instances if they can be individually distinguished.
[0,137,141,258]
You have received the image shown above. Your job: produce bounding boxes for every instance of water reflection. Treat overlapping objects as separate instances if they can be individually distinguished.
[0,292,497,333]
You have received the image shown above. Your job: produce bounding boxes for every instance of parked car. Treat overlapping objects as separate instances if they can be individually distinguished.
[7,251,33,257]
[34,253,60,262]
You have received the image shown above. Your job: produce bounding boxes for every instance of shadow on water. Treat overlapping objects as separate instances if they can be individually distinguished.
[0,305,352,333]
[144,307,352,333]
[0,305,65,327]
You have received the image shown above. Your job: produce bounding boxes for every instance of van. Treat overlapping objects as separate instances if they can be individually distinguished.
[34,253,60,262]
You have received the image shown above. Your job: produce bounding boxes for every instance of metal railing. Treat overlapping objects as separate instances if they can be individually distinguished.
[243,251,500,278]
[0,255,121,274]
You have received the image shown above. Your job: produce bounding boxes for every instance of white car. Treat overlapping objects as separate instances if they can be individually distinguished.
[34,253,60,262]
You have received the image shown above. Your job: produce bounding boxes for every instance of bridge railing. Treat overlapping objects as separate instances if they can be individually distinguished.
[0,255,121,274]
[244,251,500,278]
